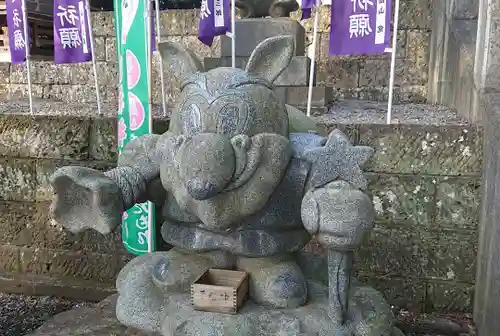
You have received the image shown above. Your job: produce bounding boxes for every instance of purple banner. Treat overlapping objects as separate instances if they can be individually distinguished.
[53,0,92,64]
[300,0,315,20]
[198,0,230,47]
[329,0,391,56]
[6,0,30,64]
[151,3,156,52]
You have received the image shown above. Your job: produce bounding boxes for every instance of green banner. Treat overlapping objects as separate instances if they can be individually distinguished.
[113,0,156,255]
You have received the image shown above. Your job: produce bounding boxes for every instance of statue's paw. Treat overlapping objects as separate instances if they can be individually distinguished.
[237,256,307,309]
[49,166,123,234]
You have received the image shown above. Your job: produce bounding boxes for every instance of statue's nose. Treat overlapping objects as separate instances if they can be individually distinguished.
[186,178,219,200]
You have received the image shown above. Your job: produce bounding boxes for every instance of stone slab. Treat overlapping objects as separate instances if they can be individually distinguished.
[0,245,20,273]
[220,18,306,57]
[474,92,500,334]
[284,86,332,108]
[0,271,116,302]
[0,158,37,201]
[354,124,482,176]
[0,113,91,160]
[27,295,155,336]
[29,294,405,336]
[204,56,313,86]
[426,281,474,313]
[19,247,131,283]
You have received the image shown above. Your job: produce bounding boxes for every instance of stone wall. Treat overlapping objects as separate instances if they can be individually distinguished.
[0,107,170,300]
[0,102,483,313]
[299,112,482,313]
[0,2,431,105]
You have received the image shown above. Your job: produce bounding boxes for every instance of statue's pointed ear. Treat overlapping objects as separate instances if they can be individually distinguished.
[245,35,295,83]
[158,41,204,81]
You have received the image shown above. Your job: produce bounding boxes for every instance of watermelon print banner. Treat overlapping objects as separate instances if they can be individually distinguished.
[114,0,156,255]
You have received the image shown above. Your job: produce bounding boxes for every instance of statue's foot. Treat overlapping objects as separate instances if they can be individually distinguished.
[115,253,167,332]
[237,255,307,308]
[115,249,235,333]
[152,248,236,293]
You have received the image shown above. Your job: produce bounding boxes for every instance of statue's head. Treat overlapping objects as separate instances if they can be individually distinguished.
[158,36,295,229]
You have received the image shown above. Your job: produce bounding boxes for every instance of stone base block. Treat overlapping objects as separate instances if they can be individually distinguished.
[275,86,333,109]
[204,56,312,86]
[107,252,398,336]
[28,294,405,336]
[220,18,306,57]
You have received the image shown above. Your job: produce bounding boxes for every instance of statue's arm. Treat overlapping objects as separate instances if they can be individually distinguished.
[300,181,375,325]
[50,132,178,235]
[297,129,375,324]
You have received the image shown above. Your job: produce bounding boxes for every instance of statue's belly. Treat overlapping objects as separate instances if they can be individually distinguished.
[161,221,310,257]
[161,158,311,256]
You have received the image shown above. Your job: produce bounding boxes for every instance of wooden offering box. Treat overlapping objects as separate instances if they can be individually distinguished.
[191,269,249,314]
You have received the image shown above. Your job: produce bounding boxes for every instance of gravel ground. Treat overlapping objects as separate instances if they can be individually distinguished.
[0,293,94,336]
[320,100,469,125]
[0,293,476,336]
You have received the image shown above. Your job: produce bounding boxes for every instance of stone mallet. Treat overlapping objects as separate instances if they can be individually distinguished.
[301,181,375,325]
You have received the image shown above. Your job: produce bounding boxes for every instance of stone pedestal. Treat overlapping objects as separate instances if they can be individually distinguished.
[220,18,306,57]
[473,0,500,334]
[206,18,332,111]
[426,0,480,122]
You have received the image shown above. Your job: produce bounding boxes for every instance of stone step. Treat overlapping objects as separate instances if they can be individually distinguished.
[314,99,467,125]
[204,56,313,86]
[220,18,306,57]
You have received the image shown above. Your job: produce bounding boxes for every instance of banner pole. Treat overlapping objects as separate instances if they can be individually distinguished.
[146,0,153,254]
[387,0,400,124]
[231,0,235,67]
[20,0,33,114]
[85,0,102,115]
[306,0,319,117]
[154,0,167,117]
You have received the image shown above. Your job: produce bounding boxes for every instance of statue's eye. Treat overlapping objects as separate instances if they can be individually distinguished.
[217,105,248,136]
[181,104,202,136]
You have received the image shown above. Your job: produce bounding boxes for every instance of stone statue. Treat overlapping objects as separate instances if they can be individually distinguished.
[49,35,403,336]
[236,0,298,18]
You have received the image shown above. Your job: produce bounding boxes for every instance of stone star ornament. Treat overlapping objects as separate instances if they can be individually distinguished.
[301,129,374,190]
